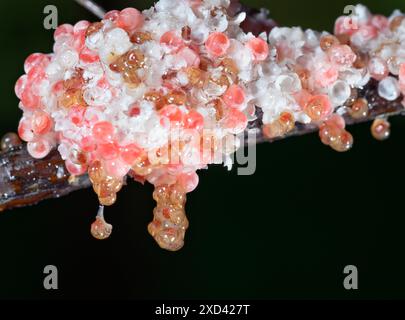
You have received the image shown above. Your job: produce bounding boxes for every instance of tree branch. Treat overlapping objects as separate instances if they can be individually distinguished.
[1,2,404,211]
[1,78,403,211]
[74,0,106,19]
[251,79,405,144]
[0,146,91,211]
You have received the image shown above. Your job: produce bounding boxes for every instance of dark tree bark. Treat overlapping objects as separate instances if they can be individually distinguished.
[0,146,91,211]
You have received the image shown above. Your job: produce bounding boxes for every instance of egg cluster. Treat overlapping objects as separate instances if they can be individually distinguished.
[13,1,405,249]
[335,5,405,102]
[15,0,261,204]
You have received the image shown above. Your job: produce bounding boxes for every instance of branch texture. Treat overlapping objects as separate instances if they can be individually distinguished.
[74,0,106,19]
[0,146,90,211]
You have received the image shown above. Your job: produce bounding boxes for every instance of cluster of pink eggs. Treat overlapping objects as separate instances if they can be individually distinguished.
[11,1,405,248]
[14,0,271,213]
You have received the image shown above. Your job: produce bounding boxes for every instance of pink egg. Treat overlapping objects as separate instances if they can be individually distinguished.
[24,53,50,74]
[246,37,269,61]
[104,10,120,22]
[328,45,357,66]
[65,159,88,176]
[205,32,230,57]
[97,142,119,160]
[80,136,97,153]
[116,8,144,33]
[32,111,53,135]
[160,31,184,51]
[304,94,333,121]
[15,75,27,99]
[18,117,34,142]
[120,143,142,165]
[160,105,184,124]
[177,172,199,193]
[80,47,99,64]
[314,66,339,87]
[92,121,115,143]
[223,85,246,109]
[53,24,73,41]
[184,110,204,130]
[27,139,52,159]
[21,86,40,109]
[223,108,248,134]
[104,159,131,178]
